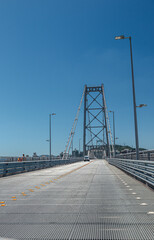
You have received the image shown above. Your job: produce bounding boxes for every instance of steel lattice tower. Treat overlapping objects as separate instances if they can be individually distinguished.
[83,85,110,158]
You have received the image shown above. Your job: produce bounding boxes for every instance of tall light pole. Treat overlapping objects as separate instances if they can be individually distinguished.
[115,35,139,160]
[109,110,115,157]
[79,138,81,154]
[49,113,56,160]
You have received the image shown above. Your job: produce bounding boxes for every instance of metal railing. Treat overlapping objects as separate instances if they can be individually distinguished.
[0,158,83,177]
[0,156,84,162]
[0,156,62,162]
[108,158,154,187]
[116,149,154,161]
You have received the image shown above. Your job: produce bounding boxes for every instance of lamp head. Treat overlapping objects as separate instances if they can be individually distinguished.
[136,104,147,108]
[115,35,125,40]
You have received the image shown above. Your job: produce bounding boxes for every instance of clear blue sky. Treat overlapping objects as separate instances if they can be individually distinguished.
[0,0,154,156]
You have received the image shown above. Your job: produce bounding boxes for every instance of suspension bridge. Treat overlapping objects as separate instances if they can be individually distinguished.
[0,85,153,240]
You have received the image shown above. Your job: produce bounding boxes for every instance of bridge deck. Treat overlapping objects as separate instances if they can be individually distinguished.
[0,160,153,239]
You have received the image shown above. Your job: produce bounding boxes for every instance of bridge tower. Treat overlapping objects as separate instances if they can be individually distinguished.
[83,85,111,158]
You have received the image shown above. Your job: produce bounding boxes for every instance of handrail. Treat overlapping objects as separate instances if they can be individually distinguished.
[116,149,154,161]
[107,158,154,187]
[0,158,83,177]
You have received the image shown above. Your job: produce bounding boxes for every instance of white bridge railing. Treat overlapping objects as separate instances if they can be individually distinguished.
[108,158,154,188]
[0,158,83,177]
[116,149,154,161]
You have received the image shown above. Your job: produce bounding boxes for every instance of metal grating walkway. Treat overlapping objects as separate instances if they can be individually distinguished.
[0,160,153,239]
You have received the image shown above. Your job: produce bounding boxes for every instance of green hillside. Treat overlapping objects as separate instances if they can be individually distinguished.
[115,144,146,152]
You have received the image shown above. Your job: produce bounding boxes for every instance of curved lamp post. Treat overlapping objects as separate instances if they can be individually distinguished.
[109,110,115,157]
[115,35,139,160]
[49,113,56,160]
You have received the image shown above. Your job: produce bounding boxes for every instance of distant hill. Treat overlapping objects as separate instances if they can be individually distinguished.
[115,144,146,153]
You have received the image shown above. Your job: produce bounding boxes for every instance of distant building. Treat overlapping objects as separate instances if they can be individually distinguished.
[33,152,38,157]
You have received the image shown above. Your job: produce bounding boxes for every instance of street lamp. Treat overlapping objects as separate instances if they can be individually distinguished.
[79,138,81,154]
[109,110,115,157]
[115,35,139,160]
[136,104,147,108]
[49,113,56,160]
[71,132,74,156]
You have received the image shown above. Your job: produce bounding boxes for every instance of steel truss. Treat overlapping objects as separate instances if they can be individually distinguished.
[83,85,112,157]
